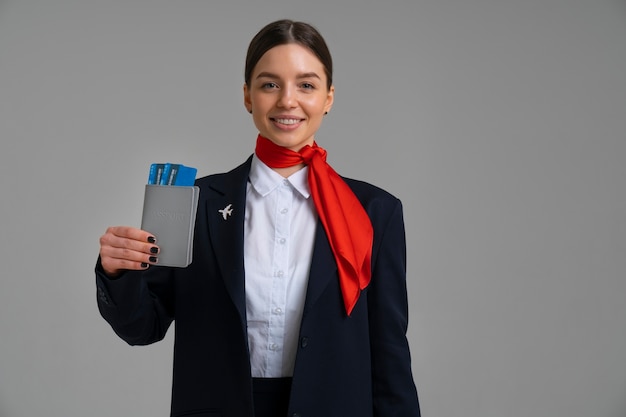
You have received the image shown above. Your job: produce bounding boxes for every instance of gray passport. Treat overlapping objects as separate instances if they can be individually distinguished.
[140,184,200,268]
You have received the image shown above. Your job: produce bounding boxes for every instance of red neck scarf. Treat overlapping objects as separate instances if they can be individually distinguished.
[255,134,373,316]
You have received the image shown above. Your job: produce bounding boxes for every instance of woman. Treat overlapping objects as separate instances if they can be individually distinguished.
[97,19,420,417]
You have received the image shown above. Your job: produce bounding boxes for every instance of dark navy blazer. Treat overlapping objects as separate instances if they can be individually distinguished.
[96,156,420,417]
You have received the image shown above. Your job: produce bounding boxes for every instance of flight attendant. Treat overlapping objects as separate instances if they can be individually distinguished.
[97,18,420,417]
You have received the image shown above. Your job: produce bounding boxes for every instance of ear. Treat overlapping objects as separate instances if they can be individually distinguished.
[243,83,252,113]
[324,85,335,114]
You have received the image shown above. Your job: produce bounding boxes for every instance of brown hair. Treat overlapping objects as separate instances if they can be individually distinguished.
[245,19,333,90]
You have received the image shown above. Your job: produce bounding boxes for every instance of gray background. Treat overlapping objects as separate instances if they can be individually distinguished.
[0,0,625,416]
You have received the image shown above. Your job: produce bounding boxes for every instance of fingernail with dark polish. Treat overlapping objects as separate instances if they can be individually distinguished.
[150,247,158,254]
[141,263,149,268]
[147,236,156,243]
[149,256,158,263]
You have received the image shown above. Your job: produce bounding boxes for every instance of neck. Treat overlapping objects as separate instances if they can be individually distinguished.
[272,163,306,178]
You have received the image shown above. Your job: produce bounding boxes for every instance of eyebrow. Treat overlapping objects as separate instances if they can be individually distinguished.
[255,71,321,80]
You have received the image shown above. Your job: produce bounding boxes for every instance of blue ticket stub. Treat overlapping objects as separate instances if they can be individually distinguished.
[148,163,197,186]
[148,163,166,185]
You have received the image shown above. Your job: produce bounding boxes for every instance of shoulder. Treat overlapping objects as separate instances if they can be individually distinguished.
[194,156,253,194]
[342,177,403,222]
[343,176,401,207]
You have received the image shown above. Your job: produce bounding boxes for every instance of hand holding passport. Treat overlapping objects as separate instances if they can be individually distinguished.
[141,163,199,268]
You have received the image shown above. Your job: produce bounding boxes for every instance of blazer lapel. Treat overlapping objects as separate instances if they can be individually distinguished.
[302,222,337,318]
[205,157,252,329]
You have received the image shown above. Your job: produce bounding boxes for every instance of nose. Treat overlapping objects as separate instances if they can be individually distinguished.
[277,84,297,108]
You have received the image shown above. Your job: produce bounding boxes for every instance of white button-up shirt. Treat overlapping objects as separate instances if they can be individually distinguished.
[244,155,317,378]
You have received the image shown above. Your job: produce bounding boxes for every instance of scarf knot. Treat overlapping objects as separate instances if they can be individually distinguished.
[255,135,373,316]
[299,144,326,165]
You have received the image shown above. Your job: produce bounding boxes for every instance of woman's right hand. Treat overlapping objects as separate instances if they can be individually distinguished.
[99,226,159,278]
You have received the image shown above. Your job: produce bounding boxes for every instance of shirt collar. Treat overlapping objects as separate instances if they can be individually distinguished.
[249,154,311,199]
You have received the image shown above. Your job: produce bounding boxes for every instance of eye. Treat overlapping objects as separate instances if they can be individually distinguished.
[300,82,315,90]
[261,82,278,89]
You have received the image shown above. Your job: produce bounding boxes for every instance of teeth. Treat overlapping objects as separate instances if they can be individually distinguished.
[274,118,300,125]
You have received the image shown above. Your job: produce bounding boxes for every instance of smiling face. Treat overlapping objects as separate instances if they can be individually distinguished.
[244,43,334,152]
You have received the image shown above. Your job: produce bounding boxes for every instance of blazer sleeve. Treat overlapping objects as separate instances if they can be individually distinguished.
[367,198,421,417]
[95,257,175,346]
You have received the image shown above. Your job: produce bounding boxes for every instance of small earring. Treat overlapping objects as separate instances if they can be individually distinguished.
[324,111,328,115]
[249,109,253,114]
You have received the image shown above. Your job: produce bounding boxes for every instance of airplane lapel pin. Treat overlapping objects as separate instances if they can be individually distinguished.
[218,204,233,220]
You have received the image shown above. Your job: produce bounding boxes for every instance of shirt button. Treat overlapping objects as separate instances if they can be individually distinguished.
[281,208,288,214]
[274,307,283,315]
[270,343,279,351]
[279,238,286,244]
[276,270,284,277]
[300,337,309,348]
